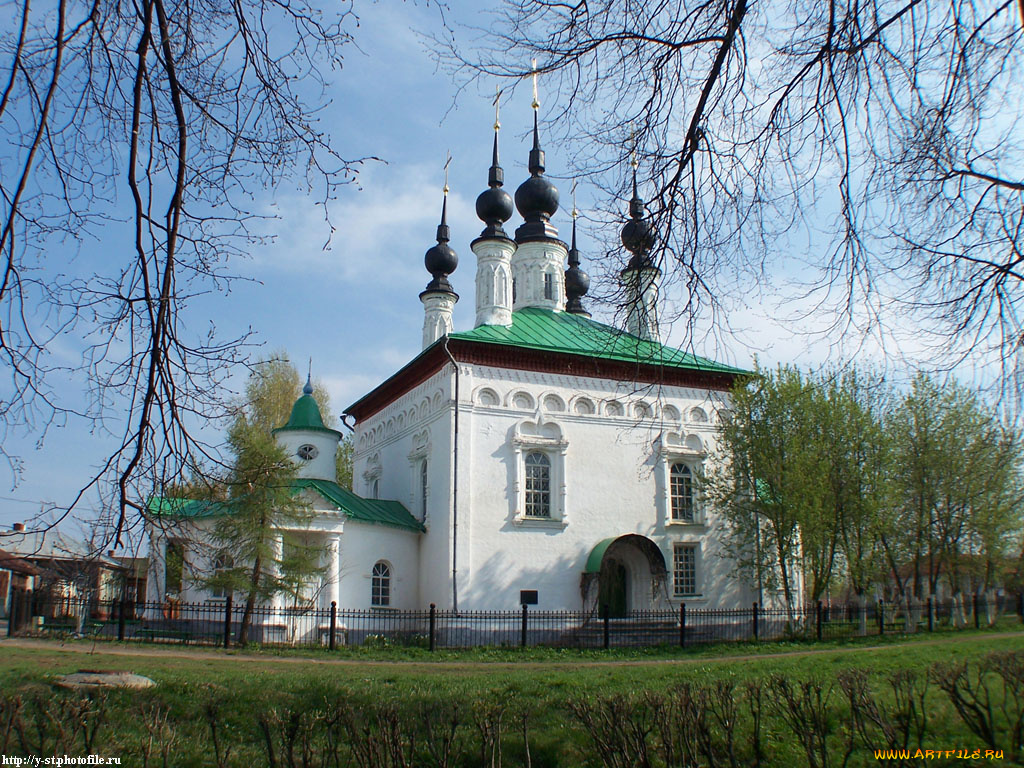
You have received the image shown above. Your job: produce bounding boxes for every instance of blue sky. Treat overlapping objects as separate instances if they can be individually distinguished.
[0,0,995,535]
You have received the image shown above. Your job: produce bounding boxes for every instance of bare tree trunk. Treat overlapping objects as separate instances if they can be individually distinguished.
[239,555,263,645]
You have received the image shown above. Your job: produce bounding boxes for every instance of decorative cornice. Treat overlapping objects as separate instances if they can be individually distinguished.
[346,339,738,424]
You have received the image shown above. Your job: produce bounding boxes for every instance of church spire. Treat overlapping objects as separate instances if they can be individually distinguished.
[421,161,459,349]
[472,88,517,329]
[564,182,590,317]
[423,163,458,294]
[620,149,660,340]
[621,147,656,268]
[475,87,515,240]
[514,60,559,243]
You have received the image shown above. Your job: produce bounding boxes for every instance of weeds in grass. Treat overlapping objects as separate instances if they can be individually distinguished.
[3,642,1024,766]
[140,704,176,768]
[931,650,1024,762]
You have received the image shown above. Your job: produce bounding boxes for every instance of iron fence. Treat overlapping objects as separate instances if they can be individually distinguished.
[5,589,1022,651]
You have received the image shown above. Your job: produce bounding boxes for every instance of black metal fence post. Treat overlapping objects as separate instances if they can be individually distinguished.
[117,596,127,642]
[1018,592,1024,623]
[428,603,436,652]
[927,597,934,632]
[816,600,823,642]
[752,602,759,641]
[223,594,233,649]
[602,603,610,650]
[7,588,18,637]
[973,593,980,629]
[329,601,337,651]
[878,601,884,635]
[679,603,686,648]
[520,604,528,648]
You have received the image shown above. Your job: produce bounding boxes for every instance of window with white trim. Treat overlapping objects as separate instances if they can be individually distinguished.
[524,452,551,518]
[657,432,705,526]
[544,272,554,300]
[511,419,568,524]
[673,543,698,597]
[670,463,695,522]
[210,551,233,599]
[371,561,391,606]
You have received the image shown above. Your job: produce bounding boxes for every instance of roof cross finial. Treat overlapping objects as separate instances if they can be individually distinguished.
[443,151,452,198]
[629,127,639,200]
[531,58,540,111]
[303,360,313,396]
[493,85,502,132]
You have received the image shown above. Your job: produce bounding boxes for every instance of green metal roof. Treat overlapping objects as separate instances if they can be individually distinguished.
[584,537,619,574]
[148,497,230,518]
[148,480,423,533]
[449,307,747,375]
[273,394,343,437]
[294,478,424,533]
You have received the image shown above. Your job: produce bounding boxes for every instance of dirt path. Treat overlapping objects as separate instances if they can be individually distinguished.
[2,631,1021,670]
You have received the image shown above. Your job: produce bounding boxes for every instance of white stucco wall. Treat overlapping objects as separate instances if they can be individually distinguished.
[451,364,756,611]
[276,429,341,481]
[335,521,420,609]
[351,366,454,607]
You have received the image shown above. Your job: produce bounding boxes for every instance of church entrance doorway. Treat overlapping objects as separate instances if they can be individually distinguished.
[598,558,628,617]
[584,534,669,614]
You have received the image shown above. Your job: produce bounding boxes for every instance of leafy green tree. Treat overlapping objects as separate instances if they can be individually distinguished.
[335,435,354,491]
[199,353,353,642]
[710,365,1021,609]
[705,364,821,613]
[890,375,1024,599]
[888,375,945,599]
[203,419,324,644]
[817,370,892,601]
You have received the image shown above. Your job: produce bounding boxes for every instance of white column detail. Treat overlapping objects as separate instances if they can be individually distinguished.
[472,237,515,327]
[326,534,341,610]
[421,291,457,349]
[270,534,284,611]
[511,239,567,312]
[623,266,661,340]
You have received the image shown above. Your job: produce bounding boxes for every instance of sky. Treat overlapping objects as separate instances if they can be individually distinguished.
[0,0,1005,536]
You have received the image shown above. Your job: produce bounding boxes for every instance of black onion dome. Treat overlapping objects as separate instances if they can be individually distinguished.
[514,112,559,242]
[620,168,657,270]
[476,132,515,238]
[424,196,458,294]
[564,216,590,316]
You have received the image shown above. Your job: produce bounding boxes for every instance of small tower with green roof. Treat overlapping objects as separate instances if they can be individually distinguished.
[273,375,343,482]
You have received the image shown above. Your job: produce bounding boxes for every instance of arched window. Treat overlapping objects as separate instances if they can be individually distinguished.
[544,272,554,300]
[371,561,391,607]
[670,463,694,522]
[420,459,429,521]
[211,551,233,599]
[524,452,551,518]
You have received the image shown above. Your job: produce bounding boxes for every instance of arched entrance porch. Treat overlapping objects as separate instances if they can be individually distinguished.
[581,535,669,616]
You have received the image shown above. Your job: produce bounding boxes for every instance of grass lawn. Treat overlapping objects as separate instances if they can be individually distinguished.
[1,628,1022,766]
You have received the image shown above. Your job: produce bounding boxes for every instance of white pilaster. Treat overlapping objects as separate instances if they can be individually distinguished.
[421,291,458,349]
[472,237,515,327]
[326,534,341,610]
[270,534,284,610]
[511,239,567,312]
[623,266,661,340]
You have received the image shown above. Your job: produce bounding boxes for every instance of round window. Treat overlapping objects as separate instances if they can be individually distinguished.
[297,444,318,461]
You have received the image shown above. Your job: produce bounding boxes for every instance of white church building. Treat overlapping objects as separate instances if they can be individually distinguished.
[147,106,778,620]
